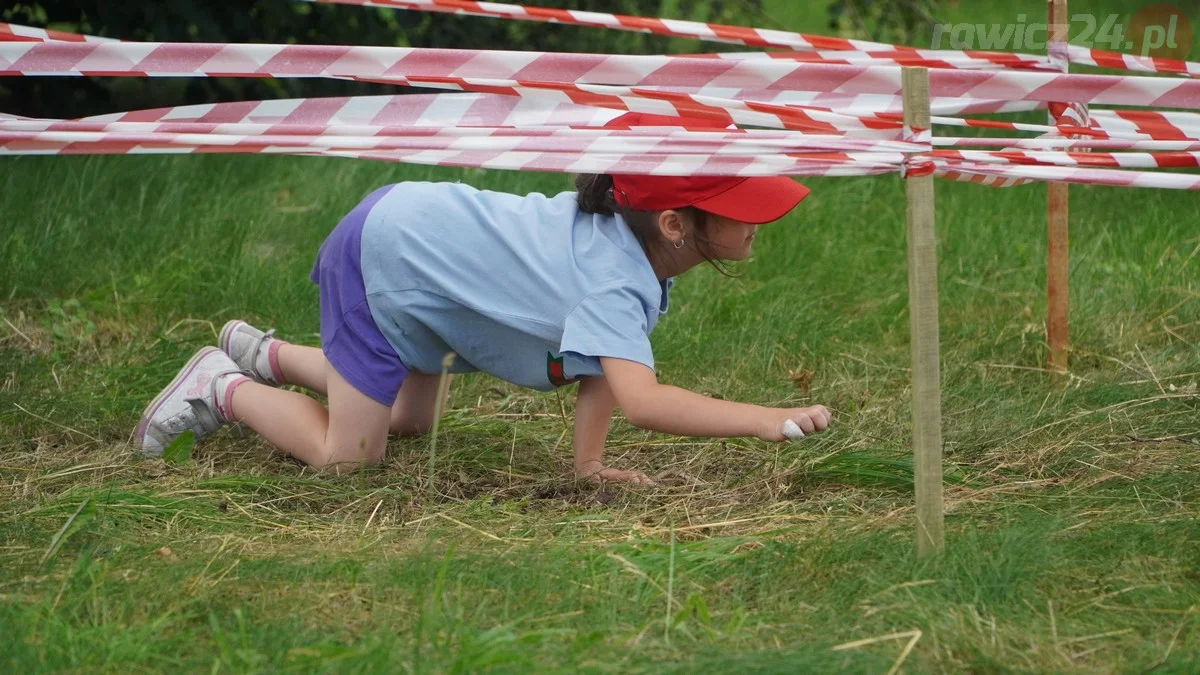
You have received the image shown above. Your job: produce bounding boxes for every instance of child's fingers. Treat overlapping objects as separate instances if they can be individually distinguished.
[615,472,654,486]
[779,406,833,442]
[633,472,657,486]
[587,467,658,486]
[809,406,831,431]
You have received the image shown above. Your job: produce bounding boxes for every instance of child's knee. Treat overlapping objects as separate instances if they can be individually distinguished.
[320,438,386,473]
[389,407,435,437]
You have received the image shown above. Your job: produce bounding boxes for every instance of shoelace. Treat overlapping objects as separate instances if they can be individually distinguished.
[180,367,248,430]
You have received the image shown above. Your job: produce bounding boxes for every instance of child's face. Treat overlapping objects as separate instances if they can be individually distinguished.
[703,215,759,261]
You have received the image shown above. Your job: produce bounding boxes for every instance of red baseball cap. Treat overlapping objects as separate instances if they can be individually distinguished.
[602,112,810,225]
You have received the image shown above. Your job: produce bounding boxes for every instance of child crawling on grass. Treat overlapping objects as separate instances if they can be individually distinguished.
[134,113,831,484]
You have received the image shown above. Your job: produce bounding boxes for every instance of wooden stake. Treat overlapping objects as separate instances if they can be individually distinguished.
[1047,0,1070,372]
[902,67,943,556]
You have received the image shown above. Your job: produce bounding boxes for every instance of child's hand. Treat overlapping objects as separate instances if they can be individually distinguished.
[757,405,831,442]
[576,461,658,486]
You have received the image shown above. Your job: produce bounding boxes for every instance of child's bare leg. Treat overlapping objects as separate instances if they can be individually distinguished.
[390,372,452,436]
[275,343,330,394]
[268,343,448,437]
[230,360,391,473]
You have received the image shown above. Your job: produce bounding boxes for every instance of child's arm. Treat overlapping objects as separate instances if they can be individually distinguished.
[573,374,656,485]
[600,357,830,440]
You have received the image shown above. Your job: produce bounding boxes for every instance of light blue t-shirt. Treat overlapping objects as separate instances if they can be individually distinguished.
[358,182,672,391]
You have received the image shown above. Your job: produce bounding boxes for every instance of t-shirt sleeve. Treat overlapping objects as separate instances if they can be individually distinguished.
[560,285,655,369]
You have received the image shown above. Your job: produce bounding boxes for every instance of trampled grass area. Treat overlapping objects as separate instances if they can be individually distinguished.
[3,1,1200,671]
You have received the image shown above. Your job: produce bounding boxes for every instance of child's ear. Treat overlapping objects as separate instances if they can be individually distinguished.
[657,209,686,246]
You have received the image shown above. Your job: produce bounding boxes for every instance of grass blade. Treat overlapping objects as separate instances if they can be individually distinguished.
[40,497,94,568]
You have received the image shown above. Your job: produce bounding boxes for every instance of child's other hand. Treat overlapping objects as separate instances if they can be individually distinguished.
[576,462,658,486]
[758,405,831,442]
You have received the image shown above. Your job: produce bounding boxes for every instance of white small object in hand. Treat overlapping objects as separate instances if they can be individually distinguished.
[782,419,805,441]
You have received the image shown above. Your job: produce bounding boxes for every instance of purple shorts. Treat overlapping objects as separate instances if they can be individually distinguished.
[311,185,409,406]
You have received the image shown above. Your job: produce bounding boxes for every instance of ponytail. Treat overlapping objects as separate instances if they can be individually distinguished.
[574,174,618,216]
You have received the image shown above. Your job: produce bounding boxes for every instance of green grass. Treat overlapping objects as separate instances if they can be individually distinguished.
[3,153,1197,673]
[3,2,1200,672]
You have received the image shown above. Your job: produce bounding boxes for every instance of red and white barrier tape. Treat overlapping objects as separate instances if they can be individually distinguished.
[4,22,1198,189]
[304,1,1196,77]
[337,147,905,176]
[931,116,1200,144]
[936,165,1030,188]
[6,118,1200,189]
[933,158,1200,190]
[1068,44,1200,78]
[7,13,1196,80]
[13,110,1199,150]
[0,124,929,154]
[0,137,902,177]
[1087,109,1200,142]
[4,41,1200,109]
[701,49,1053,72]
[0,23,115,43]
[934,148,1200,169]
[0,24,1048,119]
[331,75,911,134]
[936,136,1200,150]
[79,89,1042,129]
[79,93,622,128]
[748,91,1042,115]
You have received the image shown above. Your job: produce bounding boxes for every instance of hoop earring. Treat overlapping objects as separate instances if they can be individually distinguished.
[674,239,685,249]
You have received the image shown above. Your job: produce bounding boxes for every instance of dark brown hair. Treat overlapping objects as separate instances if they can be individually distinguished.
[573,174,735,276]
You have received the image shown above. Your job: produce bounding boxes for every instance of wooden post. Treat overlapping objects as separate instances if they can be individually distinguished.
[1047,0,1071,372]
[902,67,944,556]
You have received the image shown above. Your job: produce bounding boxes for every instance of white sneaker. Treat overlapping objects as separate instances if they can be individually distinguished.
[218,320,284,386]
[134,347,248,456]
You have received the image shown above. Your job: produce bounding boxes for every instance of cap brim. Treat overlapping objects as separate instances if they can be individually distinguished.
[693,177,811,225]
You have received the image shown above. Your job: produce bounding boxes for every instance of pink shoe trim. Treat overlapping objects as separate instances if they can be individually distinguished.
[219,375,251,423]
[268,340,285,384]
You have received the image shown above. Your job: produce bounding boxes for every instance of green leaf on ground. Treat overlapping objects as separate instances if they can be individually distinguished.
[162,430,195,465]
